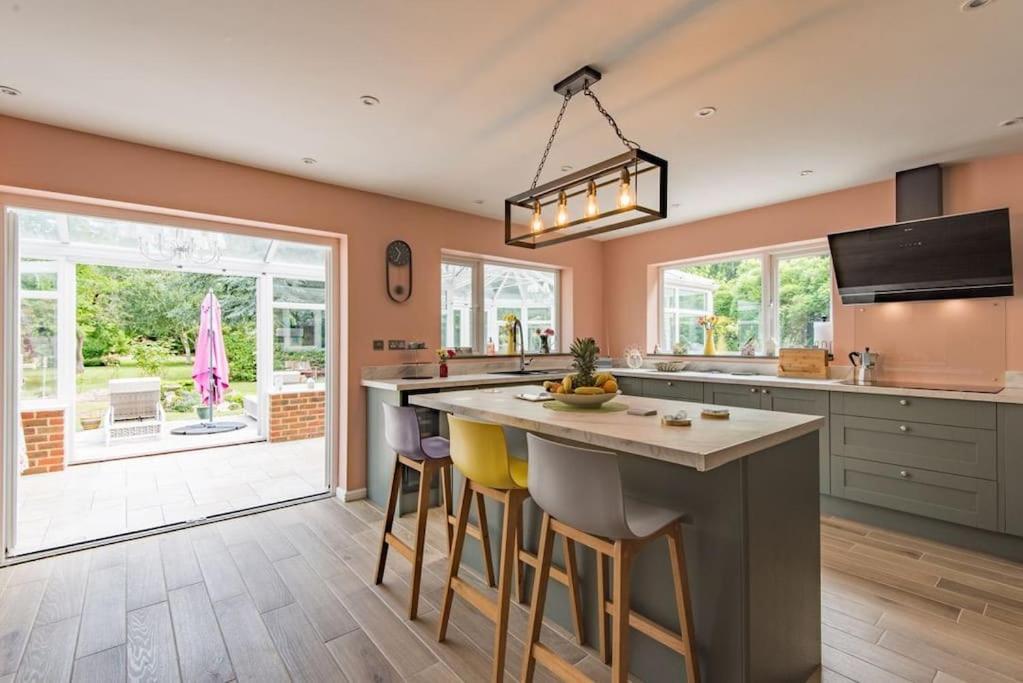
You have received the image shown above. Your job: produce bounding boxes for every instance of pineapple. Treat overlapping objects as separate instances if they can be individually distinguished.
[569,337,600,388]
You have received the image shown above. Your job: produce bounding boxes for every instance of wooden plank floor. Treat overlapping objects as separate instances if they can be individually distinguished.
[1,500,1021,682]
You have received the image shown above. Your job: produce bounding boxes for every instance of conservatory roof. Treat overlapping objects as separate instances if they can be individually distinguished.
[11,207,327,279]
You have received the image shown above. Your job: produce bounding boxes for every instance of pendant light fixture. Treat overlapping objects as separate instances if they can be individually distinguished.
[505,65,668,248]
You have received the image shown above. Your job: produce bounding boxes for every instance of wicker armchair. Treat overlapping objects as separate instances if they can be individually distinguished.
[103,377,165,446]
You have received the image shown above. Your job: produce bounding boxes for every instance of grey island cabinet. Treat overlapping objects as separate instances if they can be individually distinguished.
[613,369,1023,561]
[410,387,824,683]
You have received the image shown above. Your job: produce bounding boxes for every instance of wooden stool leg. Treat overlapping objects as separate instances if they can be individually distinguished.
[514,501,527,604]
[596,549,610,664]
[438,480,473,642]
[375,456,402,585]
[667,523,700,683]
[440,463,454,550]
[562,536,585,646]
[491,490,522,681]
[475,491,497,588]
[520,512,555,683]
[408,461,433,620]
[611,540,633,683]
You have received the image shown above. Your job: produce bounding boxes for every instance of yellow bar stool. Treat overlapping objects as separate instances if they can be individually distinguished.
[439,415,584,681]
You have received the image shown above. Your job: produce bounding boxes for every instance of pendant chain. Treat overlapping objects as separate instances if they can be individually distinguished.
[529,87,639,191]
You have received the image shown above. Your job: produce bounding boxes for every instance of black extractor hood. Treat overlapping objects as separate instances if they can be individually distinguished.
[828,164,1014,304]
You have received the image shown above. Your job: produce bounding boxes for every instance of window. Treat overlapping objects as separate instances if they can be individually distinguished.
[658,244,831,355]
[19,259,60,399]
[440,257,559,354]
[273,277,326,376]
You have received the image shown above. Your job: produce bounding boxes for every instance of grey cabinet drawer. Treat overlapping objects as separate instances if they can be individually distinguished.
[831,392,995,429]
[999,404,1023,537]
[832,415,996,480]
[831,456,997,530]
[616,376,643,397]
[703,382,762,409]
[642,378,703,402]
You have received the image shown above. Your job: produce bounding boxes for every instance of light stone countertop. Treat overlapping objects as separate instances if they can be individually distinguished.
[409,386,823,472]
[360,371,567,392]
[610,368,1023,405]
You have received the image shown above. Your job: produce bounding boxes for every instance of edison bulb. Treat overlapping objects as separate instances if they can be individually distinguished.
[618,168,633,208]
[556,191,569,226]
[530,200,544,233]
[585,180,599,217]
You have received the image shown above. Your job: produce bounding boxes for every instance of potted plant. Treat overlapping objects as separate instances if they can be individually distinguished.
[436,348,455,378]
[502,313,519,354]
[537,328,556,354]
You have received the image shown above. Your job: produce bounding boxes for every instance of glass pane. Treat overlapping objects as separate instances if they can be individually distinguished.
[662,258,762,354]
[273,278,325,304]
[221,232,273,262]
[274,308,325,374]
[20,260,58,291]
[68,215,139,247]
[778,254,832,348]
[484,264,557,353]
[15,209,62,241]
[441,262,474,350]
[272,242,327,266]
[20,297,58,399]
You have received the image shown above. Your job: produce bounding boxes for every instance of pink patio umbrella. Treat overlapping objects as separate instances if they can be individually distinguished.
[171,291,246,435]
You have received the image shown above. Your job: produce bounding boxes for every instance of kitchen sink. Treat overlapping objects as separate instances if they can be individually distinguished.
[487,369,561,375]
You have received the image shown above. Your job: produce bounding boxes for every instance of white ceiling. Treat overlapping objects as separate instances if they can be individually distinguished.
[2,0,1022,239]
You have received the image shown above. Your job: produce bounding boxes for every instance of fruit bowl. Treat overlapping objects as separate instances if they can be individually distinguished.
[552,391,620,408]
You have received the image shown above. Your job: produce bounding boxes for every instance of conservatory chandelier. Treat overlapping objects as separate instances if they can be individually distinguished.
[505,65,668,248]
[139,226,222,265]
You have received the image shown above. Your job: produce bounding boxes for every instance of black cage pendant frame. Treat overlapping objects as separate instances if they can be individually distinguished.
[504,148,667,248]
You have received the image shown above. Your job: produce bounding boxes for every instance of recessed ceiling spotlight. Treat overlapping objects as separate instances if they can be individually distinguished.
[360,94,380,106]
[301,157,317,165]
[473,199,485,205]
[960,0,995,11]
[0,85,21,97]
[560,164,573,172]
[800,169,814,176]
[694,106,717,119]
[999,116,1023,127]
[671,202,681,208]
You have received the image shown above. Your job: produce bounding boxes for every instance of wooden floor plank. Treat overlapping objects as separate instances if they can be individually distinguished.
[35,552,91,625]
[212,593,290,683]
[821,624,935,682]
[261,602,342,682]
[877,629,1019,683]
[71,645,126,683]
[76,565,126,659]
[15,615,78,683]
[821,643,913,683]
[226,541,294,613]
[325,629,401,683]
[272,554,357,641]
[159,532,202,591]
[126,539,167,612]
[126,602,180,683]
[278,522,343,579]
[191,531,247,604]
[247,514,299,562]
[166,583,234,683]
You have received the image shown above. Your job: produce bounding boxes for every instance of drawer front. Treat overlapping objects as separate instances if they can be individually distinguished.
[703,382,762,409]
[999,404,1023,537]
[831,392,996,429]
[762,387,830,494]
[616,376,644,397]
[642,378,703,402]
[832,415,996,480]
[831,456,997,530]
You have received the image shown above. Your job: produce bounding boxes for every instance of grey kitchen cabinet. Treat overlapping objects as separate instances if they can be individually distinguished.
[616,375,644,397]
[761,387,831,494]
[703,382,764,409]
[1000,404,1023,537]
[831,455,997,531]
[641,378,703,402]
[831,414,997,480]
[831,392,996,429]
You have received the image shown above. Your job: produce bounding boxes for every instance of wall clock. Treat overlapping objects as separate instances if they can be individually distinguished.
[386,239,413,303]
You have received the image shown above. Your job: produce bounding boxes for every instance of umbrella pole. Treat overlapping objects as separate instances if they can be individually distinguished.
[207,289,215,425]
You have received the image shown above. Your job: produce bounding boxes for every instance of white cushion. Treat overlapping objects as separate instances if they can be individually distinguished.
[108,377,161,393]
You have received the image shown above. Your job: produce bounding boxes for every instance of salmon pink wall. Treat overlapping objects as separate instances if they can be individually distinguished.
[602,152,1023,377]
[0,115,604,493]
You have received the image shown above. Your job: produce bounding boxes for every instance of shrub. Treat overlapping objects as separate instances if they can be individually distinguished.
[167,390,200,413]
[222,324,256,382]
[130,339,172,378]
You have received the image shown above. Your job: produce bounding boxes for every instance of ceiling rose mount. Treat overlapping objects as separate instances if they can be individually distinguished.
[505,65,668,248]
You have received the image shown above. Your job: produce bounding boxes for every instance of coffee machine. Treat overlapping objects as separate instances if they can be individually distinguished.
[848,347,879,384]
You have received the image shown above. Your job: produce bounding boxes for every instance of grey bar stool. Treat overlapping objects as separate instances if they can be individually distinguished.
[520,433,700,683]
[375,404,496,620]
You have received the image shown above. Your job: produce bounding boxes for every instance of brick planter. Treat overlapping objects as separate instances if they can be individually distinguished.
[268,388,325,443]
[20,408,66,475]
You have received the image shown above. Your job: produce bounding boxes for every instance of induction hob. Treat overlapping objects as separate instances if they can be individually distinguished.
[839,379,1003,394]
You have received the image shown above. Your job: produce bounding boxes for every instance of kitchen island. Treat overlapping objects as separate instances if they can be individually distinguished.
[410,386,825,682]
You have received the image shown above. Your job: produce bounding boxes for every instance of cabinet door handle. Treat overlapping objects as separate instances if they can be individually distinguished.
[749,387,757,393]
[666,382,673,387]
[899,399,909,406]
[899,425,909,432]
[761,389,769,395]
[899,470,911,478]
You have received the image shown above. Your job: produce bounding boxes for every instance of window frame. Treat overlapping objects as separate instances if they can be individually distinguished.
[657,240,831,355]
[441,255,561,354]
